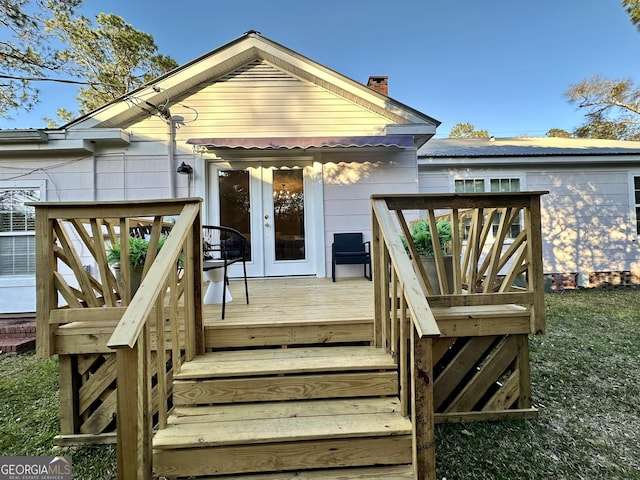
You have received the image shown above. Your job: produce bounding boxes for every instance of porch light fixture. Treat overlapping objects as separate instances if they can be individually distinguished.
[177,162,193,175]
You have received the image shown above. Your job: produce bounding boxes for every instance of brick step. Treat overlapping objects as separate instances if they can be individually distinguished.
[0,320,36,354]
[0,337,36,354]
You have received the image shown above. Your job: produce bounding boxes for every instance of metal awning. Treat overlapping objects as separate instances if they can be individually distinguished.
[185,135,414,150]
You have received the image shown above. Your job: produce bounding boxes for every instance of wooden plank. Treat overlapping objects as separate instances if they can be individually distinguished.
[434,408,538,424]
[54,432,117,447]
[435,316,530,337]
[371,199,440,338]
[205,320,373,349]
[154,411,411,448]
[175,347,395,378]
[76,354,101,376]
[432,337,456,364]
[434,336,496,410]
[80,388,116,434]
[517,334,533,409]
[426,292,534,308]
[172,372,398,405]
[78,354,116,414]
[411,331,436,480]
[108,202,200,350]
[483,370,520,411]
[528,195,546,335]
[58,355,80,435]
[35,209,55,357]
[115,341,151,480]
[152,436,413,478]
[50,307,127,324]
[445,335,518,413]
[169,398,402,425]
[191,465,415,480]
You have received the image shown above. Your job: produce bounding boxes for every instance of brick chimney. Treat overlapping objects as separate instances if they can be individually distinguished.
[367,76,388,96]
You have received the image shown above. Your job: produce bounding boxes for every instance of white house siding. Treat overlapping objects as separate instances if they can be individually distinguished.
[127,61,392,145]
[322,149,418,278]
[0,155,95,313]
[526,168,639,285]
[418,161,640,286]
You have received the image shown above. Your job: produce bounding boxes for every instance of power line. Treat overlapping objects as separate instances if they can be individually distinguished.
[0,74,99,86]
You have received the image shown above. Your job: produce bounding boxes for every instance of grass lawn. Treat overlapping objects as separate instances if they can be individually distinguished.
[0,289,638,479]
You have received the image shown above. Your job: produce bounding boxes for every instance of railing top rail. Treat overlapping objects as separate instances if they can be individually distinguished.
[372,192,548,210]
[27,198,201,219]
[372,198,440,338]
[107,202,200,349]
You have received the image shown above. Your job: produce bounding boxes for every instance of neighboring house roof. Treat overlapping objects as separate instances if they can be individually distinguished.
[66,31,439,139]
[418,137,640,166]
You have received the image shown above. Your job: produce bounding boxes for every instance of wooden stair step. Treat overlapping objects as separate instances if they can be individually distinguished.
[169,397,403,425]
[174,346,397,379]
[195,465,414,479]
[205,316,374,349]
[152,398,412,478]
[154,407,411,448]
[173,371,398,405]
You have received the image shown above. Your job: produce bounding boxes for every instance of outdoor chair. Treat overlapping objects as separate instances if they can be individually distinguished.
[202,225,249,319]
[331,232,372,282]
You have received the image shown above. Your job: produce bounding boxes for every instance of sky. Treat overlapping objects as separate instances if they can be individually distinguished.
[2,0,639,138]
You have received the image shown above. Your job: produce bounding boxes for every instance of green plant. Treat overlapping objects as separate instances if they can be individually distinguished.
[404,219,453,256]
[107,236,167,268]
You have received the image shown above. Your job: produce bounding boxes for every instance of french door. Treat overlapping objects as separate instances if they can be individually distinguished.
[216,163,316,277]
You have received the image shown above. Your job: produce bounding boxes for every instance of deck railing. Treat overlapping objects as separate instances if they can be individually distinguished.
[371,197,441,480]
[371,192,546,480]
[31,198,203,480]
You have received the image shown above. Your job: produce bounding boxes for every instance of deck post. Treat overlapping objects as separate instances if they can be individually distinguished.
[115,335,151,480]
[412,328,436,480]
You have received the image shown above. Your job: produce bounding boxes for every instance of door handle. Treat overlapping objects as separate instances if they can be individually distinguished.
[265,222,270,227]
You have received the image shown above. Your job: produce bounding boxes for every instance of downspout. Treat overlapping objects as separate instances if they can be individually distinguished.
[167,113,176,198]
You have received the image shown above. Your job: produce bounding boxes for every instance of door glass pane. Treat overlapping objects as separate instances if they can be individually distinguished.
[273,169,305,261]
[218,170,252,260]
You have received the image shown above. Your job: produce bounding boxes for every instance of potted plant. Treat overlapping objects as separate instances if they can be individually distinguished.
[404,219,454,294]
[107,236,168,294]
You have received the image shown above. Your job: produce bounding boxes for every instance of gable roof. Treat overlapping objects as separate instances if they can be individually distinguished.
[68,31,439,137]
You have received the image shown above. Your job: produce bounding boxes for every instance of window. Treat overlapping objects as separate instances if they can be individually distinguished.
[634,176,640,235]
[0,183,42,276]
[454,177,522,239]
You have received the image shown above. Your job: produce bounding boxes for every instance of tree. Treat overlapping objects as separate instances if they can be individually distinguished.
[563,2,640,140]
[45,12,178,121]
[0,0,82,118]
[546,128,572,138]
[448,122,490,139]
[622,0,640,30]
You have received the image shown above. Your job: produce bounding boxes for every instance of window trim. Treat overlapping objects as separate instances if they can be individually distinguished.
[450,173,525,241]
[630,173,640,236]
[0,180,46,278]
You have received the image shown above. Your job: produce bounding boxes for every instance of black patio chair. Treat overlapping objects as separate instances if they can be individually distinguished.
[202,225,249,319]
[331,232,372,282]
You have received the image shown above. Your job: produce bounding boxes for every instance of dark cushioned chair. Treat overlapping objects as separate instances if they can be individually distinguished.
[331,232,372,282]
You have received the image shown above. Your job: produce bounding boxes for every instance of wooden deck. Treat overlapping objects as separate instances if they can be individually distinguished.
[203,277,375,326]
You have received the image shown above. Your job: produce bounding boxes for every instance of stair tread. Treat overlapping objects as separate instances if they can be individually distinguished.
[154,398,411,449]
[195,465,414,479]
[175,346,396,379]
[170,397,403,424]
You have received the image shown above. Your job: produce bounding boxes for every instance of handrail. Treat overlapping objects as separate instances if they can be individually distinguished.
[105,202,202,480]
[30,197,204,480]
[371,198,440,339]
[371,197,440,480]
[370,192,546,480]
